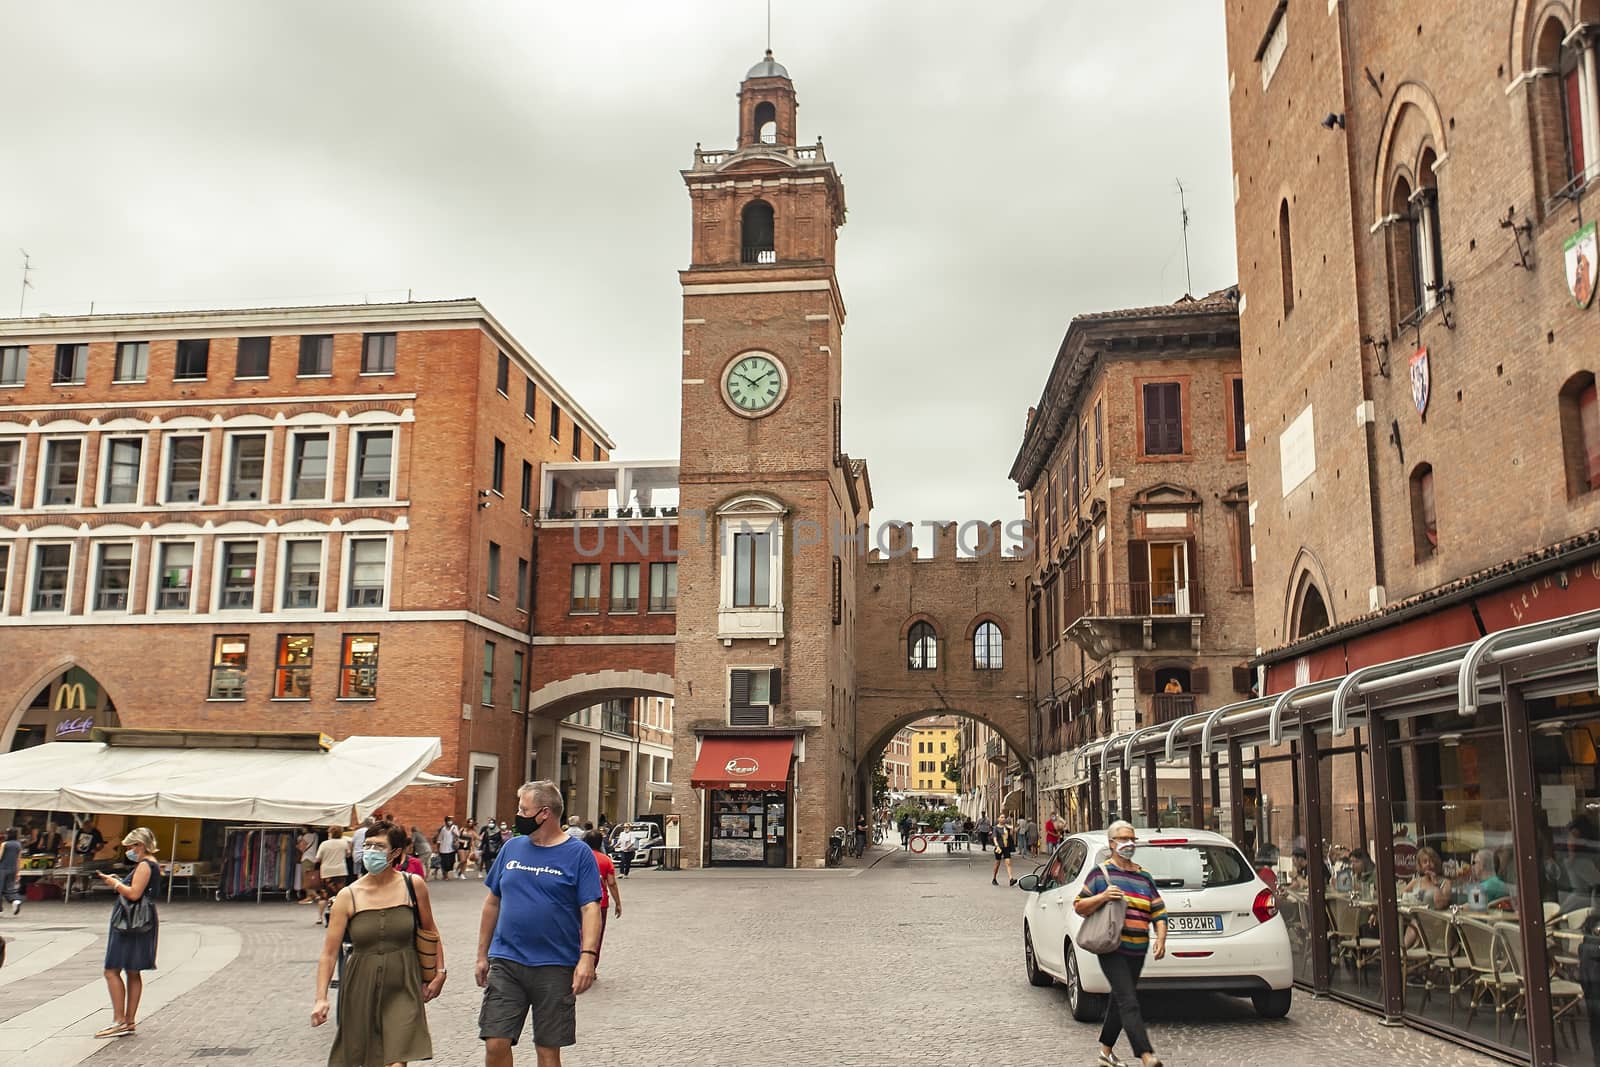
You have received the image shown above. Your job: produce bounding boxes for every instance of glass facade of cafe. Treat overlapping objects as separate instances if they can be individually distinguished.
[1084,607,1600,1066]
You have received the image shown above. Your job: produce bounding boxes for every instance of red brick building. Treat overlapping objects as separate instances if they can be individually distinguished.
[0,299,611,829]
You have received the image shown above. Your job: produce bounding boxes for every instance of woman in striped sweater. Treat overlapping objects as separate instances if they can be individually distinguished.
[1075,820,1168,1067]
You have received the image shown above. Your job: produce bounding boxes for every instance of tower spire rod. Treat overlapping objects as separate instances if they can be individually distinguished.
[766,0,772,52]
[1175,179,1193,297]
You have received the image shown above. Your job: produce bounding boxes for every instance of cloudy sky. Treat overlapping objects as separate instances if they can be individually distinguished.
[3,2,1236,540]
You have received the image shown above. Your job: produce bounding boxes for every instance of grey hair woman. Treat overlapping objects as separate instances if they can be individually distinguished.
[1074,821,1168,1067]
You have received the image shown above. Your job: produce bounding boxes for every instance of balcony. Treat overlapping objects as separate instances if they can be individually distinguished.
[741,246,777,265]
[1149,692,1197,726]
[692,142,828,171]
[537,460,680,525]
[1063,580,1205,660]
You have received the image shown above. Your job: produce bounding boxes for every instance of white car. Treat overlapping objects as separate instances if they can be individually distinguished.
[1018,828,1293,1021]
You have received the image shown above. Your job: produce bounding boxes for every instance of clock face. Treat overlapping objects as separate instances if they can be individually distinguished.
[724,354,785,415]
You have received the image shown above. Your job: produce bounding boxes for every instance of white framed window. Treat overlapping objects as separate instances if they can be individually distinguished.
[52,343,87,386]
[215,539,261,611]
[161,433,208,504]
[716,496,784,639]
[37,437,86,508]
[298,335,333,377]
[113,341,149,383]
[285,429,332,502]
[280,537,325,610]
[100,437,145,506]
[361,333,397,375]
[344,536,390,610]
[224,431,270,503]
[152,540,198,612]
[0,345,26,387]
[0,438,24,508]
[349,428,395,500]
[28,542,74,614]
[90,541,135,613]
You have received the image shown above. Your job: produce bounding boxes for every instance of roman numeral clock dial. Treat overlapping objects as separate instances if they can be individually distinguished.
[722,353,787,418]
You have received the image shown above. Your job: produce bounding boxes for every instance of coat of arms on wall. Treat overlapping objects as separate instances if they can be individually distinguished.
[1567,221,1597,308]
[1409,347,1430,419]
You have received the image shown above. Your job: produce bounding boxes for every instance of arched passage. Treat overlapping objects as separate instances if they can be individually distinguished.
[3,661,121,753]
[855,707,1032,828]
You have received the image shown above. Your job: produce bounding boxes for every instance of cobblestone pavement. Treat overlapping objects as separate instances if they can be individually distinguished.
[1,845,1504,1066]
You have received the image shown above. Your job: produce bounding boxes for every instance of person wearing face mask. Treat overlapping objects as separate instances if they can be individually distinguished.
[477,781,602,1066]
[313,820,445,1066]
[92,827,162,1039]
[1075,821,1168,1067]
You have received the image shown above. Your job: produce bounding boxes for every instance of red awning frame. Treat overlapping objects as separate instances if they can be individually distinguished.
[689,736,795,792]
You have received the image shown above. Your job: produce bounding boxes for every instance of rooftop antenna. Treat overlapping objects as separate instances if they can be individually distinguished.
[767,0,772,52]
[1175,179,1194,297]
[18,249,34,317]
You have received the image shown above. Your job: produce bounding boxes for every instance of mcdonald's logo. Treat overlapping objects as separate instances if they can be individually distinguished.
[52,683,87,713]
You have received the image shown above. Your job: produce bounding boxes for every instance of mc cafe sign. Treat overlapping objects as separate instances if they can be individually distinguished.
[46,683,104,742]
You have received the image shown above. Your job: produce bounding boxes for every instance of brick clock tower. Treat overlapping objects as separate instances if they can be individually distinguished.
[672,52,861,868]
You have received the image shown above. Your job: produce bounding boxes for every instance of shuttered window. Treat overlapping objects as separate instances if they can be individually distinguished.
[1142,382,1183,455]
[729,668,780,726]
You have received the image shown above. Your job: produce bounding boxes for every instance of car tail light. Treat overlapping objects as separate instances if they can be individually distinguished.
[1146,837,1188,845]
[1252,887,1279,924]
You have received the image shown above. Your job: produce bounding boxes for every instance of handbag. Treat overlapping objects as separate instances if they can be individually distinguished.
[111,865,155,934]
[404,874,441,983]
[1077,863,1128,954]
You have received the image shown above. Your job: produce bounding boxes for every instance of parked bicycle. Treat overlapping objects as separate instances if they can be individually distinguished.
[826,826,847,866]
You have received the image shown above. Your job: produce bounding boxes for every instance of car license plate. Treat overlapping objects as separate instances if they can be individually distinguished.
[1167,914,1222,934]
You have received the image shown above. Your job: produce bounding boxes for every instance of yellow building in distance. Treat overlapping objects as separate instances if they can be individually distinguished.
[909,717,960,802]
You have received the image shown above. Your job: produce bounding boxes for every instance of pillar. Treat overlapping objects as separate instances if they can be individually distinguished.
[528,717,559,789]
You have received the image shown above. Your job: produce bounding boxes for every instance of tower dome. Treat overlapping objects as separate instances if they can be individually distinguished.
[745,49,790,80]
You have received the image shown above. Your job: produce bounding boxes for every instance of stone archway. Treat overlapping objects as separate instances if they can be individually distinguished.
[855,706,1032,829]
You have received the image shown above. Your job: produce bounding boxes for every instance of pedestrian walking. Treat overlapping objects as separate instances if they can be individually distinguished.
[897,813,912,848]
[0,829,21,916]
[941,816,957,854]
[92,827,161,1039]
[482,821,504,872]
[1045,813,1062,851]
[459,821,479,880]
[410,826,432,880]
[315,828,351,926]
[350,815,375,878]
[1075,820,1168,1067]
[1016,816,1031,857]
[976,814,991,850]
[1025,817,1041,856]
[990,815,1018,886]
[313,820,446,1066]
[298,826,322,904]
[612,827,637,878]
[565,816,586,840]
[476,781,603,1066]
[435,817,459,880]
[854,814,868,857]
[398,841,428,879]
[581,831,622,972]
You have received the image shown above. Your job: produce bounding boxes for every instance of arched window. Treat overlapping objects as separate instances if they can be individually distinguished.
[1560,372,1600,497]
[754,101,777,145]
[1278,199,1294,315]
[741,200,775,264]
[1414,149,1443,313]
[1293,579,1330,640]
[908,621,938,670]
[1387,173,1421,325]
[1410,463,1438,561]
[973,622,1003,670]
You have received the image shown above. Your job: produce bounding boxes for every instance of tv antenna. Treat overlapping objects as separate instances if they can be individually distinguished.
[1175,180,1194,296]
[18,249,34,317]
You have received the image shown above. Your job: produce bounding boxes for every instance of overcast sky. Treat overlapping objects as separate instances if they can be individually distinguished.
[3,2,1235,542]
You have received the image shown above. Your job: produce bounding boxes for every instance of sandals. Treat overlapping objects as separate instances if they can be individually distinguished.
[94,1023,130,1039]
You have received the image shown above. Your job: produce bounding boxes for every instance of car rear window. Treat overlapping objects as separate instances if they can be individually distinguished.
[1097,843,1253,889]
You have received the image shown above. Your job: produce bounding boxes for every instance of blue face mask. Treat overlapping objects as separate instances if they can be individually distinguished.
[125,849,139,863]
[362,849,392,874]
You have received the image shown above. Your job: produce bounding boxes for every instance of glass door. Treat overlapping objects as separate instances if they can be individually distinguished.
[1149,542,1188,615]
[764,794,787,867]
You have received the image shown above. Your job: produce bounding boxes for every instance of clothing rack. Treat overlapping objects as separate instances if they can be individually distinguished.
[219,825,299,902]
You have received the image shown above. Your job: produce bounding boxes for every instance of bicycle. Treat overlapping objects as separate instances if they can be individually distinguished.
[826,826,847,867]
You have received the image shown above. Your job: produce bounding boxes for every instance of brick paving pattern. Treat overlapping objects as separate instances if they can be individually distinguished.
[4,847,1503,1065]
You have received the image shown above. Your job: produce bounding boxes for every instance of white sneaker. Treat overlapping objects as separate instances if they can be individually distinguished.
[11,899,20,915]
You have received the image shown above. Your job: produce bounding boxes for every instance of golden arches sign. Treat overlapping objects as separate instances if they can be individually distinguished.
[52,683,87,713]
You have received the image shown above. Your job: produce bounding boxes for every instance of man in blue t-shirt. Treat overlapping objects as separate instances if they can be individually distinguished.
[477,780,602,1065]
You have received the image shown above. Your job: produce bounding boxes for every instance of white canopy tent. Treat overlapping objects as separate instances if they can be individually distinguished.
[0,734,445,824]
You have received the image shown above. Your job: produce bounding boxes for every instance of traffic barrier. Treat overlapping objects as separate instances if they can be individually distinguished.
[906,833,970,854]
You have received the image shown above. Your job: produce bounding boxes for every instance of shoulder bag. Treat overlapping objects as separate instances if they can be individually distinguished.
[404,874,441,982]
[1077,863,1127,954]
[111,861,156,935]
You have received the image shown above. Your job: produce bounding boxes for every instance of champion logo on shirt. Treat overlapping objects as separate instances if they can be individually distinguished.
[504,860,566,876]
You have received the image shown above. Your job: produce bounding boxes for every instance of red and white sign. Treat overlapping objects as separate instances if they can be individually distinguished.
[725,757,760,776]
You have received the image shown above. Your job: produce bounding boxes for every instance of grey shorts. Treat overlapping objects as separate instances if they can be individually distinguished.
[479,959,577,1048]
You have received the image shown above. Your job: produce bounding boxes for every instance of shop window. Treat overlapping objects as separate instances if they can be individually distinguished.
[362,333,396,375]
[481,641,495,706]
[93,543,133,611]
[274,634,313,699]
[281,539,322,609]
[31,544,70,612]
[297,334,333,376]
[1410,463,1438,561]
[339,634,379,699]
[346,538,386,608]
[218,540,258,610]
[1560,372,1600,497]
[730,667,780,726]
[1142,382,1184,455]
[209,635,248,700]
[0,439,15,506]
[351,429,394,499]
[41,438,82,506]
[570,563,601,613]
[649,562,677,612]
[524,378,536,420]
[511,650,524,713]
[175,339,210,380]
[520,461,533,513]
[608,562,638,612]
[52,343,86,385]
[0,345,26,386]
[235,336,271,378]
[516,557,529,611]
[1279,199,1294,315]
[973,621,1003,670]
[288,432,330,501]
[114,341,148,383]
[908,621,938,670]
[163,435,205,504]
[101,438,143,505]
[226,433,268,502]
[156,542,195,611]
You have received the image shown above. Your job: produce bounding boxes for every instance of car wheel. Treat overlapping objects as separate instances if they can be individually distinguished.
[1065,941,1108,1023]
[1024,924,1054,988]
[1251,988,1293,1019]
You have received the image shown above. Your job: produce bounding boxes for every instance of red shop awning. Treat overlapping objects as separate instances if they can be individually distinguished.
[690,736,795,791]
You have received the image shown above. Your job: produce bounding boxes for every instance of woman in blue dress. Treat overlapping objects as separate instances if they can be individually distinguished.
[93,826,161,1039]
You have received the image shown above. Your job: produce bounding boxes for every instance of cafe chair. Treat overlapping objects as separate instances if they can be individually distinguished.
[1460,918,1523,1032]
[1490,923,1585,1048]
[1327,898,1381,983]
[1408,907,1471,1016]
